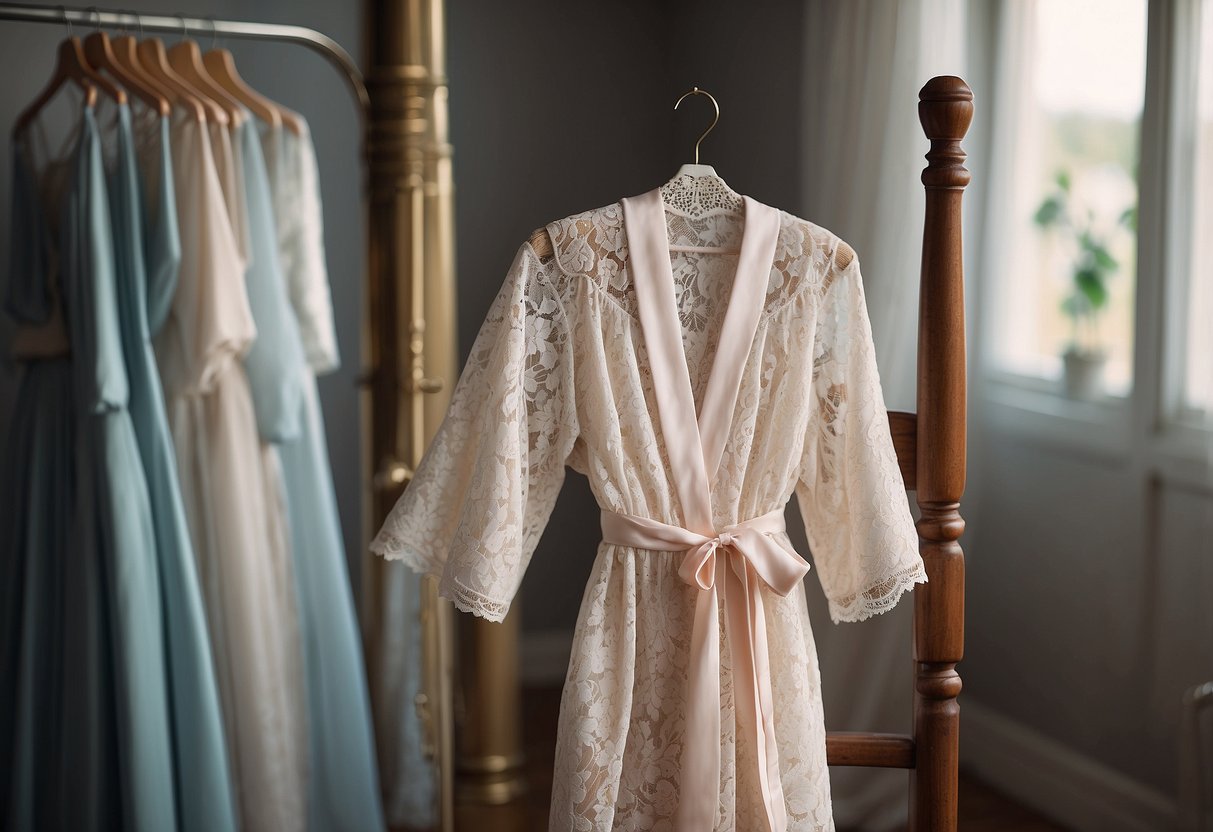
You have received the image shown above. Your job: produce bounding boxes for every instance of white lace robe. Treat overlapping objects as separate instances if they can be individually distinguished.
[371,183,926,831]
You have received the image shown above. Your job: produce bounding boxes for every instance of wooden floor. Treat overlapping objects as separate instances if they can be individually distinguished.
[447,686,1072,832]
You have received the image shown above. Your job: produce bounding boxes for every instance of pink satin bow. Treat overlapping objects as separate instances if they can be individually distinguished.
[600,505,811,832]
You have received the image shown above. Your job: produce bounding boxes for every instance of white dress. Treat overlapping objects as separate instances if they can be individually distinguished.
[370,177,926,832]
[261,118,339,374]
[154,112,307,832]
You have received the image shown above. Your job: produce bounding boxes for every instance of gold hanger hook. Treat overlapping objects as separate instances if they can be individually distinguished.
[673,85,720,165]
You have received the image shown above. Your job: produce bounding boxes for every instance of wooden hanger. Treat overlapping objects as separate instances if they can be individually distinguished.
[83,29,169,117]
[166,22,244,126]
[110,11,204,121]
[13,23,126,138]
[203,47,303,135]
[138,36,225,124]
[112,34,184,113]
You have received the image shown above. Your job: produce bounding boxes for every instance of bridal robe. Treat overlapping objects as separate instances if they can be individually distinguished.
[370,184,926,831]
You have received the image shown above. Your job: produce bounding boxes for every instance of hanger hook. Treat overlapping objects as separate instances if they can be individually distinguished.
[673,86,720,166]
[207,15,219,49]
[86,6,101,32]
[132,9,144,39]
[59,5,73,38]
[176,12,189,41]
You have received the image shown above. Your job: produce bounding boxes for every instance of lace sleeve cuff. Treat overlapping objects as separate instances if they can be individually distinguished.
[369,533,513,623]
[826,558,929,624]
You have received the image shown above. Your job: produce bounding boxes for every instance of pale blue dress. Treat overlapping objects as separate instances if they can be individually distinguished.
[240,114,386,832]
[0,102,177,831]
[112,104,238,832]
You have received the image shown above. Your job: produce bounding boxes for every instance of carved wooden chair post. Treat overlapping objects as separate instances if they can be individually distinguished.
[823,75,971,832]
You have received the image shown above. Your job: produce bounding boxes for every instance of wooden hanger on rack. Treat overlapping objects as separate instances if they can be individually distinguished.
[203,46,302,135]
[196,18,300,134]
[81,10,169,116]
[166,16,244,125]
[111,12,205,122]
[12,10,125,138]
[139,27,226,124]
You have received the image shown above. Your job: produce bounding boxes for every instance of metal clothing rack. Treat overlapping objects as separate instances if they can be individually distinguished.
[0,3,459,831]
[0,3,368,114]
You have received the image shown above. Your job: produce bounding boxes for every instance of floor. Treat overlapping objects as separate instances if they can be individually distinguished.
[448,686,1073,832]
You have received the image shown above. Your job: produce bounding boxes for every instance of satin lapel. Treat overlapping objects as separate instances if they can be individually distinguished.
[621,188,714,534]
[697,196,780,482]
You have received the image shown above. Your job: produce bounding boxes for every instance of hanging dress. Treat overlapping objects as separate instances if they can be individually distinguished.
[257,114,386,832]
[114,101,238,832]
[1,99,177,831]
[370,184,927,831]
[155,110,307,832]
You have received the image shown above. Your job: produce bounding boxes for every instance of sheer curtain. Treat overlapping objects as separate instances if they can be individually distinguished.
[800,2,966,828]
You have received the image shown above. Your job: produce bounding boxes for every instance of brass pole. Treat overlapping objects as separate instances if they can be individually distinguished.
[362,0,457,829]
[454,611,527,807]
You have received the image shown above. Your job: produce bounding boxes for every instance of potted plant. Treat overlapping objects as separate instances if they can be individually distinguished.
[1033,169,1134,400]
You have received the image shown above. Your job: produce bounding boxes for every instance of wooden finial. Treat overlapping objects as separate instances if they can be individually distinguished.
[918,76,973,191]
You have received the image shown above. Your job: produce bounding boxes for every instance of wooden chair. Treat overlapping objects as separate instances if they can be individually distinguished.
[823,75,971,832]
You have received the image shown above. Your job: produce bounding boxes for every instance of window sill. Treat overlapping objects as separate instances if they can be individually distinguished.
[980,370,1132,463]
[1149,421,1213,491]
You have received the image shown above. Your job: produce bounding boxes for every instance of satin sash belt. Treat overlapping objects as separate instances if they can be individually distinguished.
[599,506,811,832]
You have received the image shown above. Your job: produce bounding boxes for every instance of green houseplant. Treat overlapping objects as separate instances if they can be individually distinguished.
[1033,169,1134,399]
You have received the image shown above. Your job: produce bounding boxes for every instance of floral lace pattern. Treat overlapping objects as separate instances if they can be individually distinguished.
[370,193,926,830]
[659,172,745,217]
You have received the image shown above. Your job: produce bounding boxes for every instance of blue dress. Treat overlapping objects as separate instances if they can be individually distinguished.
[239,114,386,832]
[0,103,177,831]
[111,104,239,832]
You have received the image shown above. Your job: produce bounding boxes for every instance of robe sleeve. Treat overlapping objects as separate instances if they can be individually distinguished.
[369,240,579,622]
[794,246,927,624]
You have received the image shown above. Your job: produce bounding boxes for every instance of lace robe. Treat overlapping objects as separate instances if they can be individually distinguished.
[370,180,926,832]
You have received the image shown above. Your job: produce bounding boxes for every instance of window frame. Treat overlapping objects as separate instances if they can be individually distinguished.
[977,0,1213,480]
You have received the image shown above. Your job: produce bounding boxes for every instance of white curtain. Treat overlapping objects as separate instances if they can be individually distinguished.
[800,2,966,829]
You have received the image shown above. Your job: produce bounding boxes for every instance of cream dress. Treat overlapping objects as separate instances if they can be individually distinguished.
[371,177,926,832]
[155,113,307,832]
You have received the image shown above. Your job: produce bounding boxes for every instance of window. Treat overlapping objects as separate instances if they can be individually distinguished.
[1181,0,1213,416]
[988,0,1146,398]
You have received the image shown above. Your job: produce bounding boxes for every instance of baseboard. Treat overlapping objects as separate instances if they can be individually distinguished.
[961,698,1176,832]
[520,629,573,687]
